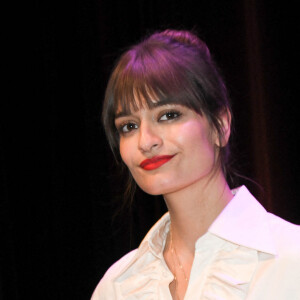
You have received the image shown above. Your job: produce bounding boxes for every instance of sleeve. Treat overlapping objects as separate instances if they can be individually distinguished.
[90,249,138,300]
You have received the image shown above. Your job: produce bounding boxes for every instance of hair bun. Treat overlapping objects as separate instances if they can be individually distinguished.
[154,29,211,58]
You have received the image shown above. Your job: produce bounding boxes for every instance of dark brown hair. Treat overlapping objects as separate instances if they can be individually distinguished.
[102,29,233,202]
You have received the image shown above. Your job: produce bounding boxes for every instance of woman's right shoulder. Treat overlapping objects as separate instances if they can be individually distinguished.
[90,249,138,300]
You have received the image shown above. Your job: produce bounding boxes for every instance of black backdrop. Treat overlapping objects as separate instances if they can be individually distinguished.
[1,1,299,299]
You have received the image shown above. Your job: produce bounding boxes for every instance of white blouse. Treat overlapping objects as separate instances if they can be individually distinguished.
[91,186,300,299]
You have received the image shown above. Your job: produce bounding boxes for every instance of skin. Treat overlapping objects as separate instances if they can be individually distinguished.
[115,102,233,299]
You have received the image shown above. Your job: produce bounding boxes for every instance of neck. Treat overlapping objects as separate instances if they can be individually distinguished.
[164,169,233,255]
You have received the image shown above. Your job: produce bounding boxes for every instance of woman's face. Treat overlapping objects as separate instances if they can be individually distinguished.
[114,101,221,196]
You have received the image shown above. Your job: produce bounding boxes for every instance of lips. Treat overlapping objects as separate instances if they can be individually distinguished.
[140,155,175,170]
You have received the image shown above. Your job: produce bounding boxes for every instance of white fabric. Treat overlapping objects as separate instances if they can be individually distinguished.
[91,186,300,299]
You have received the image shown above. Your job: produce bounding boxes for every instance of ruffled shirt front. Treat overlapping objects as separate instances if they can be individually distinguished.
[91,186,300,299]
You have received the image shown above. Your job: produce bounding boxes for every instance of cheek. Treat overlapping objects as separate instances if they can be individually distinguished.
[175,120,212,147]
[119,138,141,176]
[119,140,131,168]
[176,121,216,164]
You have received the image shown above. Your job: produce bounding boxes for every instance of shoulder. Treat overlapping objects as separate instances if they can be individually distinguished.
[90,213,170,299]
[90,249,138,300]
[267,213,300,257]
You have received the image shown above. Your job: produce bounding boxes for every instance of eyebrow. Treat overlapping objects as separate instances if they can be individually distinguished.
[114,99,177,119]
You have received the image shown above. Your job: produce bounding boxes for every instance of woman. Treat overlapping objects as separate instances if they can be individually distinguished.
[91,29,300,299]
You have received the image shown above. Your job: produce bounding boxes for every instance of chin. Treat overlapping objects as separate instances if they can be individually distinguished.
[136,179,179,196]
[137,184,165,196]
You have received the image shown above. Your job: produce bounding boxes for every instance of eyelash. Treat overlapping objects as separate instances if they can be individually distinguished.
[118,122,138,134]
[117,110,182,135]
[159,110,182,121]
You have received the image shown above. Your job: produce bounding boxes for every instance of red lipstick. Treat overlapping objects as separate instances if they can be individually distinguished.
[140,155,175,170]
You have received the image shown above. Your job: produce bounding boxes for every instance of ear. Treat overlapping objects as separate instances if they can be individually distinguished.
[215,108,231,147]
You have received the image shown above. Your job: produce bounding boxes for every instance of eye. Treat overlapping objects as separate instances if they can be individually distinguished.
[159,110,182,121]
[118,122,138,134]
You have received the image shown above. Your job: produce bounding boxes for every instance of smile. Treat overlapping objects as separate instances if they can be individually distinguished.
[140,155,175,171]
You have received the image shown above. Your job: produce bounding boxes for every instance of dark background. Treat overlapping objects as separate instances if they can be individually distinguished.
[1,0,299,299]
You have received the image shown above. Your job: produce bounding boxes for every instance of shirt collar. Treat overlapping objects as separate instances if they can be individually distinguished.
[141,212,171,258]
[208,185,277,255]
[113,213,171,279]
[138,185,277,260]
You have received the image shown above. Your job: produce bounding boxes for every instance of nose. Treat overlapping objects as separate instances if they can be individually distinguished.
[138,122,163,153]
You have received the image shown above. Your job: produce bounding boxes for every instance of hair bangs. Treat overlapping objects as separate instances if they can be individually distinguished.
[112,47,205,117]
